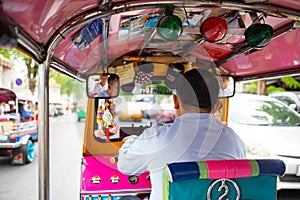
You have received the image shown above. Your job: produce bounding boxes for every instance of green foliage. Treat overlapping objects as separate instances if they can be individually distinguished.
[50,69,85,98]
[266,85,285,94]
[73,81,86,100]
[0,47,29,61]
[0,47,10,58]
[281,76,300,90]
[50,69,67,85]
[243,76,299,95]
[243,81,257,94]
[0,47,37,94]
[154,83,173,95]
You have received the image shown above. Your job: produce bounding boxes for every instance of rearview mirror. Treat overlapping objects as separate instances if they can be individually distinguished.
[218,75,235,98]
[86,73,120,98]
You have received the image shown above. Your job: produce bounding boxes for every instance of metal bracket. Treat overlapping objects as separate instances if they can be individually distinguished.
[99,0,113,11]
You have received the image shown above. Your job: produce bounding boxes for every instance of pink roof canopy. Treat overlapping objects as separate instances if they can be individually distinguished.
[0,0,299,80]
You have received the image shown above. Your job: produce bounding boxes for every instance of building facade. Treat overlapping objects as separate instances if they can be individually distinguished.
[0,54,13,89]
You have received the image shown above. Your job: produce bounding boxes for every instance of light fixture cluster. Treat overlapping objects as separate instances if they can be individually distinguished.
[156,12,274,48]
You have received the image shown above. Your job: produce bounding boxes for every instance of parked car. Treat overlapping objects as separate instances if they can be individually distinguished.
[269,92,300,113]
[131,95,155,118]
[228,93,300,190]
[115,97,143,122]
[49,103,64,117]
[143,96,176,123]
[77,109,86,122]
[115,94,176,123]
[76,98,87,122]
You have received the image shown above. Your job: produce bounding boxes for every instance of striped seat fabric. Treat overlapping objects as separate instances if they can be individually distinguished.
[162,159,285,200]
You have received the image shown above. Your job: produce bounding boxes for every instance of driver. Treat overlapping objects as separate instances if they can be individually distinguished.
[218,75,233,97]
[96,74,119,97]
[117,68,246,200]
[92,74,108,96]
[18,101,32,121]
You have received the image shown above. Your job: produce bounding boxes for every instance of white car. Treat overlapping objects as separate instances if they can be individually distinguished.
[269,92,300,113]
[143,95,176,123]
[228,93,300,190]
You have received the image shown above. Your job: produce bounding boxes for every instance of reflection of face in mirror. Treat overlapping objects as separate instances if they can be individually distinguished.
[91,74,108,97]
[221,76,229,89]
[87,73,120,98]
[218,76,234,98]
[96,74,119,98]
[100,75,109,87]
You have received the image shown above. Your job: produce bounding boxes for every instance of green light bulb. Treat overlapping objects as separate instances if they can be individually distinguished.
[245,24,273,48]
[157,15,182,41]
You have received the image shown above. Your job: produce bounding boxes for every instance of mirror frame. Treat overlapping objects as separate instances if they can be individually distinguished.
[218,75,235,98]
[86,73,120,99]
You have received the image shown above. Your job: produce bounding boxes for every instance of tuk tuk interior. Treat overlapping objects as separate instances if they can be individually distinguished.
[1,0,300,199]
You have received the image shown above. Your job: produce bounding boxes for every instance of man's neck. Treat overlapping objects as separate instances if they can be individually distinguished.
[178,107,210,116]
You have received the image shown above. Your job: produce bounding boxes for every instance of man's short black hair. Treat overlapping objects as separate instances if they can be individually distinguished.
[108,74,119,84]
[176,68,219,112]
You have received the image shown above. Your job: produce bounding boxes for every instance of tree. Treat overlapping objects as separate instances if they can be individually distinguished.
[243,81,257,94]
[281,76,300,90]
[257,80,266,95]
[243,76,300,95]
[1,47,85,98]
[0,47,38,95]
[266,85,285,94]
[26,59,39,95]
[50,69,85,99]
[0,48,11,58]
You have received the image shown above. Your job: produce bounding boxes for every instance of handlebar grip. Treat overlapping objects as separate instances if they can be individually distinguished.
[110,155,118,163]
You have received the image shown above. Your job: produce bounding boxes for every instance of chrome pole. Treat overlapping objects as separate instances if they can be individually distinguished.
[38,61,50,200]
[103,17,109,66]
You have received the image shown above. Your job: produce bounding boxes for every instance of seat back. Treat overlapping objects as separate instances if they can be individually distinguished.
[162,159,285,200]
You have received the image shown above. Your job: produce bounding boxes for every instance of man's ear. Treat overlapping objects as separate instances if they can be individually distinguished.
[173,94,179,109]
[211,100,220,113]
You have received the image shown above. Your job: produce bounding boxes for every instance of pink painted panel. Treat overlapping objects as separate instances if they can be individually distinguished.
[222,28,300,78]
[81,155,151,195]
[2,0,100,44]
[2,0,300,79]
[269,0,300,11]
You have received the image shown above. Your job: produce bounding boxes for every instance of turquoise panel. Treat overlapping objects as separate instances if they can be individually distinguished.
[169,176,277,200]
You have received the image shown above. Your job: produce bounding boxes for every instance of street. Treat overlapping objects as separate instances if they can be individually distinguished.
[0,114,84,200]
[0,114,300,199]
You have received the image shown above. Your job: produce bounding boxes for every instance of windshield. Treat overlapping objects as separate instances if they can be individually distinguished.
[93,80,176,142]
[230,99,300,126]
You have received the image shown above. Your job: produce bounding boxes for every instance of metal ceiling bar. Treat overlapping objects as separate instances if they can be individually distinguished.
[138,28,157,57]
[14,27,46,63]
[138,7,169,57]
[50,60,85,81]
[102,17,109,67]
[235,67,300,82]
[111,1,300,21]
